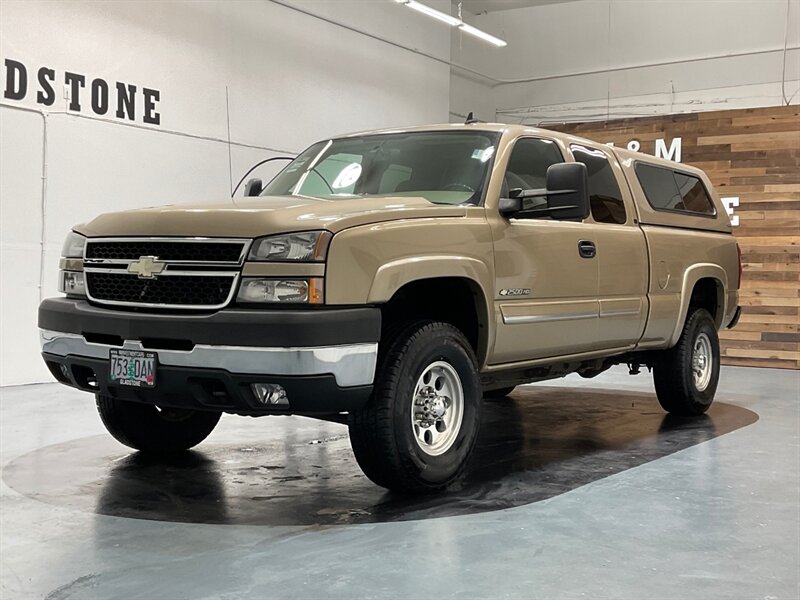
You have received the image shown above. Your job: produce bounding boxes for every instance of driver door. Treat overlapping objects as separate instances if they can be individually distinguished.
[489,137,599,364]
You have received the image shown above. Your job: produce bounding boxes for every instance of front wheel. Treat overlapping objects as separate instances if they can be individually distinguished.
[653,309,720,416]
[348,321,481,493]
[96,395,221,453]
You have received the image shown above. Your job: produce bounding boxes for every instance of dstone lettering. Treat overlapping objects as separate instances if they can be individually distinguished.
[3,58,161,125]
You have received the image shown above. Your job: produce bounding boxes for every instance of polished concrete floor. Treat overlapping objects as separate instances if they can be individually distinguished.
[1,366,798,599]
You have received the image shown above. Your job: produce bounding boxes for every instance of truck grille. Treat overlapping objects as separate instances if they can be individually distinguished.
[86,273,236,307]
[85,240,245,263]
[83,238,248,310]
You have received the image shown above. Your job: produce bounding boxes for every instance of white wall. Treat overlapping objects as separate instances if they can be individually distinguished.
[449,67,495,123]
[0,0,452,386]
[451,0,800,124]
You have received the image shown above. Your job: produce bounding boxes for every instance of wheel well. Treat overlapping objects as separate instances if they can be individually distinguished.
[380,278,488,362]
[689,277,723,327]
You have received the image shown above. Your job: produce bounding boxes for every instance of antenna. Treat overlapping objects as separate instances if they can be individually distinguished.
[225,86,233,195]
[465,111,479,125]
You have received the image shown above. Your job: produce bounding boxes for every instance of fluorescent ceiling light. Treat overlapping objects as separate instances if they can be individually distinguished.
[394,0,462,27]
[458,22,507,47]
[394,0,507,47]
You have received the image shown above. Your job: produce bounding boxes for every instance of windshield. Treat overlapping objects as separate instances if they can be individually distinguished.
[261,131,499,205]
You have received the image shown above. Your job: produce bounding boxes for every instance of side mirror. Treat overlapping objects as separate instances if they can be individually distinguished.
[498,162,590,220]
[544,163,590,221]
[243,178,263,197]
[498,196,523,217]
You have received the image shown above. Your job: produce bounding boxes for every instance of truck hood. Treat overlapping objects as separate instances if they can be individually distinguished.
[75,195,468,238]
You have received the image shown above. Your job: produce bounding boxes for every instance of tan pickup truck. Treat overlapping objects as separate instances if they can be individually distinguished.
[39,123,741,493]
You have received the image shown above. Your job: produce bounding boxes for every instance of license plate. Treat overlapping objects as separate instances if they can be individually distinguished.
[109,349,157,388]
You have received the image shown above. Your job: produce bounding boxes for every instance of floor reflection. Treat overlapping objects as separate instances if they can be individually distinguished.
[2,386,758,525]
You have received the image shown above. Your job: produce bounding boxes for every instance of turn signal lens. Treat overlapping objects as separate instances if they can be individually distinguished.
[308,278,324,304]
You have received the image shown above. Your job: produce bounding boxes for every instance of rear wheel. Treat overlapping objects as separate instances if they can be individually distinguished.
[653,309,720,416]
[348,320,481,493]
[96,395,221,453]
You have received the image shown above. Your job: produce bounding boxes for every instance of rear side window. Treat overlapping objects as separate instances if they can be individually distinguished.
[570,145,627,224]
[674,172,715,214]
[636,163,715,215]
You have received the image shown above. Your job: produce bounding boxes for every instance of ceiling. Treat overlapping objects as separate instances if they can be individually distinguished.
[454,0,582,14]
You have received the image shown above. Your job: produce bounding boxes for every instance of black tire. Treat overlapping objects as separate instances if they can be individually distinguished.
[348,320,482,493]
[485,386,516,398]
[653,309,720,416]
[96,395,221,453]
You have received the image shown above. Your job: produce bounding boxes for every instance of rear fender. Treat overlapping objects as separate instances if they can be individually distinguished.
[668,263,728,346]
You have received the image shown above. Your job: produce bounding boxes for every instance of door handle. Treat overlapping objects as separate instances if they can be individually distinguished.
[578,240,596,259]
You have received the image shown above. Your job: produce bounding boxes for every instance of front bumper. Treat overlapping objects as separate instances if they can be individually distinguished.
[39,298,381,415]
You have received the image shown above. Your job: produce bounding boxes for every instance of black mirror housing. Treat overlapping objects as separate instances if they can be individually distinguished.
[498,196,523,216]
[545,163,590,221]
[498,162,590,221]
[243,178,263,197]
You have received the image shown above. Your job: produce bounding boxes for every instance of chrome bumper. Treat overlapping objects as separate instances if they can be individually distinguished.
[39,329,377,387]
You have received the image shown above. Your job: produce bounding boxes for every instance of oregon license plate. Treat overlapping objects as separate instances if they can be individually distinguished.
[109,349,157,387]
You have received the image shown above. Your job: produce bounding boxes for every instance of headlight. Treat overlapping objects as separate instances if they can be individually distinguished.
[248,231,332,262]
[237,278,324,304]
[61,231,86,258]
[58,271,86,297]
[60,232,86,297]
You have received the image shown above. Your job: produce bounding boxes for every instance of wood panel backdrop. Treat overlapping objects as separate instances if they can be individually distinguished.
[549,105,799,369]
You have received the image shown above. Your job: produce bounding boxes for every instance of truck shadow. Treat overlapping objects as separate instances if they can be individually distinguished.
[2,386,758,526]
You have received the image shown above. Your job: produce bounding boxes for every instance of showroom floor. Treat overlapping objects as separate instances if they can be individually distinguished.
[1,365,798,600]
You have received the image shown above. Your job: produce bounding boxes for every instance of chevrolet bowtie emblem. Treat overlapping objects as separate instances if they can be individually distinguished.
[128,256,166,279]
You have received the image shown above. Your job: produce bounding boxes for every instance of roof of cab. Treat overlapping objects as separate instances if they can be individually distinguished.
[336,122,704,170]
[336,122,510,138]
[337,122,565,141]
[334,122,604,153]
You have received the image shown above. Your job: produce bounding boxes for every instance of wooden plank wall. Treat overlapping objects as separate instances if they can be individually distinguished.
[549,105,799,369]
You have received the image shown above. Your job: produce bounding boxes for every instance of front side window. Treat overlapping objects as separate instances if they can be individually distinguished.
[261,131,500,206]
[636,163,715,215]
[502,138,564,215]
[570,145,627,225]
